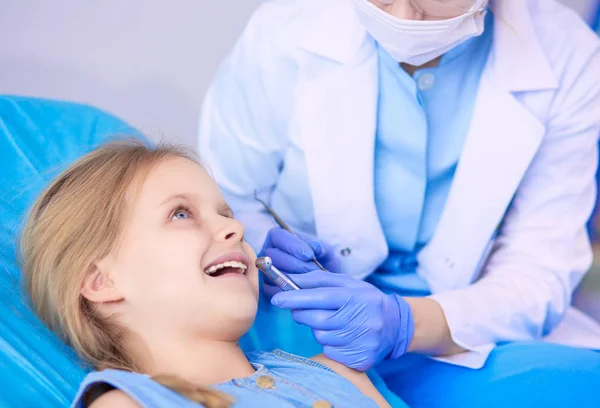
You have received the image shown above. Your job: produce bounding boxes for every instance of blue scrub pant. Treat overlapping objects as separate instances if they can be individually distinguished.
[242,297,600,408]
[377,342,600,408]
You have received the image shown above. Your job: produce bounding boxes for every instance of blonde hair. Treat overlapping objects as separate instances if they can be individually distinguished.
[20,139,234,408]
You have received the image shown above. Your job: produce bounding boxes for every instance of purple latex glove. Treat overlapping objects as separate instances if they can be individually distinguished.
[259,227,342,298]
[271,271,414,372]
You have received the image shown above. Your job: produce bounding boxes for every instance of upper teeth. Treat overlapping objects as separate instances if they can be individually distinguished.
[204,261,248,275]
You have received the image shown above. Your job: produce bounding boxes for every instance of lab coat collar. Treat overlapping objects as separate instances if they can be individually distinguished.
[298,0,559,91]
[490,0,558,91]
[297,0,369,64]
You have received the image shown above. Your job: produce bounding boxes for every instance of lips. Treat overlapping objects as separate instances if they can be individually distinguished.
[203,251,250,277]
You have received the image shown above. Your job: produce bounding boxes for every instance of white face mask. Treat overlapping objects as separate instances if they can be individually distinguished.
[354,0,488,66]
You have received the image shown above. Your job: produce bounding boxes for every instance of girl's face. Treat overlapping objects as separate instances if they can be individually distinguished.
[88,157,259,343]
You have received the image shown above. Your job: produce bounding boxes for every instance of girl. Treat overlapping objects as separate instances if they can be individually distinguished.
[19,139,391,408]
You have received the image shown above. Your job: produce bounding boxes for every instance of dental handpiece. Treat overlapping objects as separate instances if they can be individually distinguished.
[255,257,301,291]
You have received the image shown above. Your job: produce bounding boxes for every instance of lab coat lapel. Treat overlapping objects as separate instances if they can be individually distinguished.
[418,1,558,293]
[295,50,389,276]
[292,0,388,276]
[418,72,546,292]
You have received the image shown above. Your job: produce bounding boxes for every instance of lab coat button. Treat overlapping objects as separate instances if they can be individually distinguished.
[256,375,275,389]
[312,401,332,408]
[418,72,435,91]
[340,248,351,257]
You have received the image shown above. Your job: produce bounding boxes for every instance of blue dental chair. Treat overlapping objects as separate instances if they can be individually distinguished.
[0,95,139,406]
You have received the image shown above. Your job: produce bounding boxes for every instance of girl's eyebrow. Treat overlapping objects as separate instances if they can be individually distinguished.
[159,193,195,207]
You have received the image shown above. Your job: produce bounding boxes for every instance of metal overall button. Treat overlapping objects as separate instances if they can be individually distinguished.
[256,375,275,389]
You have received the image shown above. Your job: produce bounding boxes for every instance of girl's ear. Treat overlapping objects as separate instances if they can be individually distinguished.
[81,259,124,303]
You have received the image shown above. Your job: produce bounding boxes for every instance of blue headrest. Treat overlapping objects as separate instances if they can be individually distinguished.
[0,95,139,407]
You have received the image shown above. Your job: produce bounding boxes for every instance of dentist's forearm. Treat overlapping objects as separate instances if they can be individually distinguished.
[405,297,466,356]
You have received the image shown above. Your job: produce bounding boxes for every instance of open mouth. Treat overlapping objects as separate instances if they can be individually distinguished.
[204,261,248,277]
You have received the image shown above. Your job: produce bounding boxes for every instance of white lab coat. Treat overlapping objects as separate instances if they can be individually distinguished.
[199,0,600,368]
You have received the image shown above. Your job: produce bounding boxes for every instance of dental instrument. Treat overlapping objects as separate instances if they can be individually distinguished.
[256,256,301,291]
[254,190,326,271]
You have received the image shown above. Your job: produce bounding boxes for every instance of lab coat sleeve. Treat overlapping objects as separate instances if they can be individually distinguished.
[430,46,600,364]
[197,5,296,251]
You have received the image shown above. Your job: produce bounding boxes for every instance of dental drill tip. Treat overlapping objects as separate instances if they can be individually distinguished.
[255,256,300,291]
[255,256,272,271]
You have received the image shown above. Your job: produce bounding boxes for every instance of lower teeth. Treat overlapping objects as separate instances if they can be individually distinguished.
[209,267,243,277]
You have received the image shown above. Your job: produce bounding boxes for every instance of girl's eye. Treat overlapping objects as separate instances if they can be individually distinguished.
[171,207,192,221]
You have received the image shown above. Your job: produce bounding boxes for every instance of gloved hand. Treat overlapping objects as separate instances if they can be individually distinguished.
[271,271,414,372]
[259,227,342,299]
[261,227,342,274]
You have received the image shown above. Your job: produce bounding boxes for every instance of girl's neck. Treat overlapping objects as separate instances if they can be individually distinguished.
[127,334,256,386]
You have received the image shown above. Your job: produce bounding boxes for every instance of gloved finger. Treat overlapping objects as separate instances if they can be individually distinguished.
[265,248,315,274]
[323,345,372,372]
[294,232,339,266]
[283,271,366,290]
[294,231,325,253]
[268,228,314,261]
[312,329,350,347]
[272,287,353,310]
[291,309,340,331]
[298,235,334,261]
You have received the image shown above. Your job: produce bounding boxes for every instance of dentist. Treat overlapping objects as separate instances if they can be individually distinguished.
[199,0,600,406]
